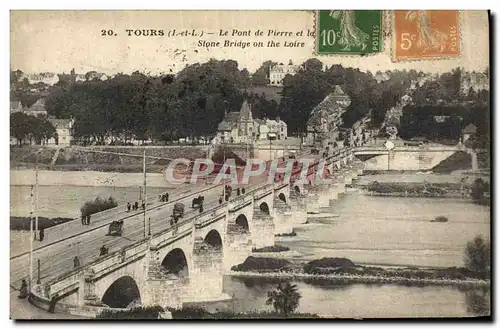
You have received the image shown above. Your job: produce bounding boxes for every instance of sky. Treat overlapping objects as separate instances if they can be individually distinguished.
[10,10,490,75]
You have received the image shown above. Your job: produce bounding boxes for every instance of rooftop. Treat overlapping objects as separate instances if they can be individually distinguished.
[462,123,477,134]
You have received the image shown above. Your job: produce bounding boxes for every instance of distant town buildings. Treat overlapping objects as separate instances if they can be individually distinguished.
[22,98,48,118]
[9,97,75,147]
[306,85,351,146]
[47,118,75,146]
[21,72,59,86]
[254,117,288,141]
[461,123,477,144]
[215,100,288,144]
[268,61,302,86]
[461,71,489,95]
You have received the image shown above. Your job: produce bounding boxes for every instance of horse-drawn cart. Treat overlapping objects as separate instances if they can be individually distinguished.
[108,219,124,236]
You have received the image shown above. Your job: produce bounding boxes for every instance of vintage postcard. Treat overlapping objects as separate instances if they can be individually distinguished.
[9,10,490,320]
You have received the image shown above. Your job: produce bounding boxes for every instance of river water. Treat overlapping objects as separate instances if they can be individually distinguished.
[202,193,490,318]
[10,184,491,318]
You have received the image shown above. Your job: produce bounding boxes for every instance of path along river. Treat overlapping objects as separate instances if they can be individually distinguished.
[10,179,490,318]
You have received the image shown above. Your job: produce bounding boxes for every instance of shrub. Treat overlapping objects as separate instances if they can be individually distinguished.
[168,306,319,319]
[266,282,302,317]
[10,216,74,230]
[464,235,491,278]
[231,256,291,272]
[96,306,164,319]
[80,196,118,218]
[252,245,290,253]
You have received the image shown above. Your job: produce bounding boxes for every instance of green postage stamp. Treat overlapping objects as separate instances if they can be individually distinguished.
[316,10,383,55]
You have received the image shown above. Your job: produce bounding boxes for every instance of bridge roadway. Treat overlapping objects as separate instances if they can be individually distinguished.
[10,151,318,291]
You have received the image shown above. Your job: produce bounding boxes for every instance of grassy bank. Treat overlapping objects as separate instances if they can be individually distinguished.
[10,216,74,230]
[362,181,465,197]
[96,306,320,319]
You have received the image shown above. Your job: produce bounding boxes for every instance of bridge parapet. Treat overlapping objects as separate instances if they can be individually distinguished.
[228,194,253,212]
[150,219,194,250]
[44,270,80,300]
[253,184,274,200]
[194,204,227,229]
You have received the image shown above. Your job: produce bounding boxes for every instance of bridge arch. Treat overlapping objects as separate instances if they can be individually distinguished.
[235,214,249,231]
[204,229,223,249]
[259,202,270,215]
[162,248,189,278]
[101,275,141,308]
[278,192,287,203]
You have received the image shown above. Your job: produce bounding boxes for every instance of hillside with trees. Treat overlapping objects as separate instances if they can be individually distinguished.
[11,60,489,146]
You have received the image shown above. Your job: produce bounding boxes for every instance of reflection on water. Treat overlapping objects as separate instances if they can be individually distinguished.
[465,286,490,316]
[195,276,489,318]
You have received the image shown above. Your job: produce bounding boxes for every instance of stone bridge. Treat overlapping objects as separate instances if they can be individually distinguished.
[27,147,363,317]
[353,144,465,171]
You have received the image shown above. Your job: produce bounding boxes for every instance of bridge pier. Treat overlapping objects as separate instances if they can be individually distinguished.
[252,206,275,249]
[223,223,252,271]
[187,238,224,302]
[303,186,321,214]
[289,193,307,225]
[144,249,187,309]
[274,200,294,235]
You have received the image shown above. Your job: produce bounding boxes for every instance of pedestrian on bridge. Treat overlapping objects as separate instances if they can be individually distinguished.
[39,228,44,242]
[18,279,28,299]
[134,201,139,210]
[73,256,80,268]
[86,215,91,225]
[99,245,108,256]
[142,202,146,211]
[81,215,85,225]
[127,202,131,212]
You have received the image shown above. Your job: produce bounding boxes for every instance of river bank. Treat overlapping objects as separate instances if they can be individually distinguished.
[229,270,489,288]
[10,169,177,188]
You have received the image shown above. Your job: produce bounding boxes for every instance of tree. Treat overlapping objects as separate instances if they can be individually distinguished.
[470,178,489,201]
[464,235,490,278]
[266,282,301,317]
[10,112,55,146]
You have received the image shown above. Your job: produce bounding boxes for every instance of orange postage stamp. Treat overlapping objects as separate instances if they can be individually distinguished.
[393,10,460,62]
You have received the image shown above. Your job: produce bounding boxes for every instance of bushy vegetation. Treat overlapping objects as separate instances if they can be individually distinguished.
[464,235,490,279]
[231,256,292,272]
[252,245,290,253]
[80,196,118,218]
[275,231,297,237]
[10,216,74,230]
[303,257,355,274]
[266,282,302,317]
[96,306,164,319]
[169,306,319,319]
[366,181,457,196]
[471,179,489,203]
[10,112,56,146]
